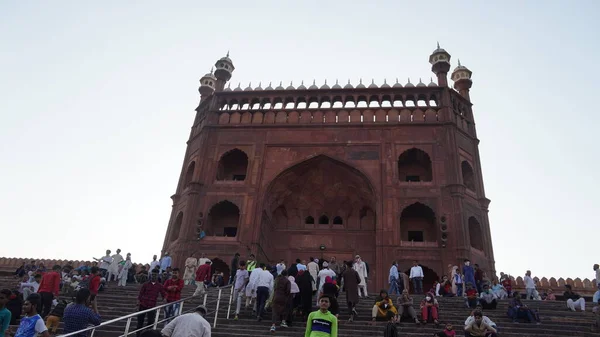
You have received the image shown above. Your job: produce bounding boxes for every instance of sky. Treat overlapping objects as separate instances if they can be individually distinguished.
[0,1,598,281]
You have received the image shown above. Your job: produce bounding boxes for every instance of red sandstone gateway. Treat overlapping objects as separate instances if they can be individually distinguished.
[161,46,495,291]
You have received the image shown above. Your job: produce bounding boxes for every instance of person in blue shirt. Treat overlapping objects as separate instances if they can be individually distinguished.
[62,288,102,336]
[463,259,476,289]
[0,289,12,337]
[160,253,172,273]
[14,294,49,337]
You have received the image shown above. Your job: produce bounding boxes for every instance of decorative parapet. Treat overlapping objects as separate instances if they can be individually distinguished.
[503,275,598,296]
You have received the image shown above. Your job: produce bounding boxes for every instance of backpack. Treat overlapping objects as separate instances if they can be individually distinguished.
[383,322,398,337]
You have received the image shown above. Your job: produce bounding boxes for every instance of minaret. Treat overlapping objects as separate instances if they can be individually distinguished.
[213,52,235,91]
[198,69,217,103]
[451,59,473,101]
[429,42,451,87]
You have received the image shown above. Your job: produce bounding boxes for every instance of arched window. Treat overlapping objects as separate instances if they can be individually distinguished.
[170,212,183,242]
[400,203,436,242]
[469,217,484,251]
[333,216,343,225]
[461,161,476,191]
[305,216,315,224]
[217,149,248,181]
[184,161,195,187]
[398,148,433,182]
[207,201,240,237]
[318,215,329,225]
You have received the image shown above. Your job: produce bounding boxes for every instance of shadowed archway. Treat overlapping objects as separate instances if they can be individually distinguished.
[260,154,378,283]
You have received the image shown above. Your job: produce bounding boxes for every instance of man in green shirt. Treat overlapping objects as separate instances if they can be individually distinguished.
[305,294,338,337]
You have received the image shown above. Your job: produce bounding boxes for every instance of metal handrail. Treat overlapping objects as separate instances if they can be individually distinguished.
[58,284,232,337]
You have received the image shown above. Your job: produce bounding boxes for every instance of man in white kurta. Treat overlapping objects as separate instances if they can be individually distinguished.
[353,255,369,297]
[108,249,124,282]
[161,305,211,337]
[307,258,319,292]
[183,255,198,285]
[118,254,132,287]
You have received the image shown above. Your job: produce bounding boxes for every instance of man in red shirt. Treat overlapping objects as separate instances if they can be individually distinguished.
[163,268,184,321]
[37,265,61,318]
[194,261,212,297]
[136,270,166,336]
[89,267,102,302]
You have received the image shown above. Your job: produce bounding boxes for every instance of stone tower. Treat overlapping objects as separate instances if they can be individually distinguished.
[162,46,496,291]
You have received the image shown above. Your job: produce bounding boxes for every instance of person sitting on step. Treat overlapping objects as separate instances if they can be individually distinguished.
[564,284,586,312]
[433,322,456,337]
[464,283,478,309]
[507,291,538,323]
[371,289,397,324]
[464,310,498,337]
[479,284,498,310]
[419,291,439,326]
[490,279,507,299]
[395,289,419,324]
[465,304,497,331]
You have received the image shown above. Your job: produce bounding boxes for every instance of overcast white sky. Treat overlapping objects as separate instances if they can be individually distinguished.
[1,1,598,281]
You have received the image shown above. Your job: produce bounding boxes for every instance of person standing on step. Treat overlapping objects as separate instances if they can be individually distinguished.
[389,261,400,296]
[409,261,424,294]
[524,270,536,300]
[159,252,172,273]
[353,255,368,298]
[229,253,240,285]
[107,249,124,282]
[316,263,336,305]
[307,258,319,294]
[594,264,600,288]
[62,288,101,336]
[276,259,286,276]
[14,294,50,337]
[161,305,211,337]
[329,257,341,281]
[163,268,184,321]
[197,253,210,268]
[194,260,212,297]
[118,254,133,287]
[246,254,257,274]
[136,271,166,336]
[149,255,160,276]
[269,270,291,332]
[183,254,198,286]
[94,250,112,279]
[305,294,338,337]
[462,260,476,293]
[233,261,249,320]
[37,265,61,318]
[341,261,360,322]
[296,269,313,322]
[255,264,274,322]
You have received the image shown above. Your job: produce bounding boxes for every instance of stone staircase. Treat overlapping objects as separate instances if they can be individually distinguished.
[1,275,598,337]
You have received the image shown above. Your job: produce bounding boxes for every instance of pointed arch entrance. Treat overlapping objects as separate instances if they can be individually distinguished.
[260,154,377,280]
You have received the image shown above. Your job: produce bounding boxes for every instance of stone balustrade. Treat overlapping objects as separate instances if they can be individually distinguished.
[502,275,598,296]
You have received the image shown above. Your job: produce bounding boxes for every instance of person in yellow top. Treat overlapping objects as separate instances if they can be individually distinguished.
[371,289,398,323]
[246,254,257,273]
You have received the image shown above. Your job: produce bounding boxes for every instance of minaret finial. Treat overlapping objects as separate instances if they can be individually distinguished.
[430,77,433,82]
[258,81,262,87]
[268,81,272,87]
[458,59,462,67]
[359,78,363,84]
[301,80,304,85]
[348,79,351,84]
[384,79,387,84]
[407,78,411,83]
[290,81,293,86]
[279,81,282,86]
[249,82,252,87]
[396,78,399,84]
[437,41,440,49]
[336,79,339,85]
[210,66,214,73]
[237,82,241,88]
[226,50,230,57]
[371,79,375,84]
[313,79,316,85]
[324,79,327,84]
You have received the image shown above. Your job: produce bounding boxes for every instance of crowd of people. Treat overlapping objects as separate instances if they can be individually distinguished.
[1,254,598,337]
